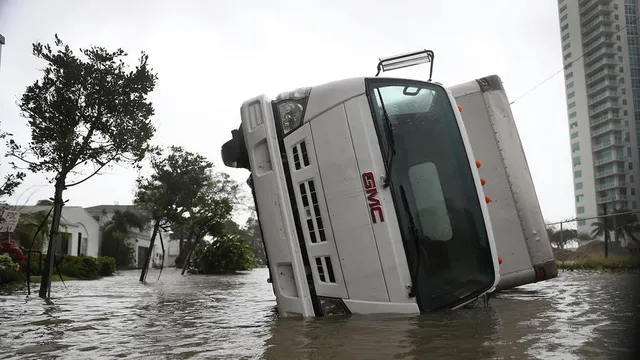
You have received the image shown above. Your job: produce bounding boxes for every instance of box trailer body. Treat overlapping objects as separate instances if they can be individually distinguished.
[222,75,502,317]
[449,75,558,291]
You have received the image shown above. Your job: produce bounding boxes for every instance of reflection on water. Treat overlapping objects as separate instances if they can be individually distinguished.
[0,268,637,359]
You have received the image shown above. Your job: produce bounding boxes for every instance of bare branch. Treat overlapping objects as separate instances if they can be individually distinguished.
[65,158,113,187]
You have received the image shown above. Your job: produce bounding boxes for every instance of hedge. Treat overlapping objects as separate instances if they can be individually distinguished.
[556,256,639,271]
[22,254,117,279]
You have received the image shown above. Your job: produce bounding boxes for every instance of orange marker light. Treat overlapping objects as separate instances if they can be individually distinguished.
[498,257,503,265]
[458,105,463,112]
[485,196,492,204]
[480,178,486,186]
[476,160,482,168]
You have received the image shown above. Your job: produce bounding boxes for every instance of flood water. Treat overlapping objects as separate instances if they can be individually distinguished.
[0,268,638,360]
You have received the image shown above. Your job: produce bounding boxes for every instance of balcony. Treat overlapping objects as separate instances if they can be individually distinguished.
[586,57,618,75]
[594,153,625,165]
[592,138,624,151]
[580,0,612,15]
[586,68,617,84]
[582,5,615,24]
[583,26,615,45]
[589,101,620,117]
[597,194,628,204]
[595,181,627,191]
[582,15,614,33]
[584,46,617,65]
[583,36,616,54]
[591,122,623,136]
[588,90,619,106]
[595,168,626,178]
[588,79,618,96]
[590,112,620,127]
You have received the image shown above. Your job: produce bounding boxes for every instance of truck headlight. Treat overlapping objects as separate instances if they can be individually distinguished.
[318,296,351,316]
[274,87,311,136]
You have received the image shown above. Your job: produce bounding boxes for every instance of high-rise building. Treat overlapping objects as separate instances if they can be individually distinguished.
[558,0,640,234]
[0,34,5,70]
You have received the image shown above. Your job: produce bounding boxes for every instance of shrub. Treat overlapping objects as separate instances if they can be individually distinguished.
[189,234,257,275]
[0,255,23,285]
[59,255,100,280]
[556,255,638,271]
[97,256,116,276]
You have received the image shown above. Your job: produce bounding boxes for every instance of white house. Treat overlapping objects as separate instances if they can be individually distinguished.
[85,205,171,268]
[17,205,100,257]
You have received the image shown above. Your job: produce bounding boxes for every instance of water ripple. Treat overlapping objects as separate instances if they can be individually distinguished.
[0,268,637,359]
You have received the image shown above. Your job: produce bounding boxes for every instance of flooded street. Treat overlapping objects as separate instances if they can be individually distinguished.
[0,268,638,360]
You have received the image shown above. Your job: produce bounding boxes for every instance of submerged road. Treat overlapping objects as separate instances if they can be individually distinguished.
[0,268,638,359]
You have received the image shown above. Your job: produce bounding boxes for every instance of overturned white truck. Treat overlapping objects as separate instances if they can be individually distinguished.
[221,50,556,317]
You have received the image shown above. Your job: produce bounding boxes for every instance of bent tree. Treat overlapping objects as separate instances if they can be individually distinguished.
[134,146,214,282]
[5,34,158,300]
[178,171,237,275]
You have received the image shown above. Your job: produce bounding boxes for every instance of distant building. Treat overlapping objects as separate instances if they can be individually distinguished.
[17,206,100,257]
[85,205,171,268]
[557,0,640,235]
[0,33,4,70]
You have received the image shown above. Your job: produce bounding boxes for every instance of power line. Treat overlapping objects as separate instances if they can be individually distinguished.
[510,12,640,105]
[545,209,640,226]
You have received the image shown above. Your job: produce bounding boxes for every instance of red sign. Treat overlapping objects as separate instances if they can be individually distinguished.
[362,172,385,223]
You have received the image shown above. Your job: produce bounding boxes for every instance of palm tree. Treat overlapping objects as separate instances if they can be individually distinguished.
[546,226,591,250]
[101,209,148,269]
[590,209,640,247]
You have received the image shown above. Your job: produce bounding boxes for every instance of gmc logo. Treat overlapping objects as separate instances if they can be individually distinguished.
[362,171,385,223]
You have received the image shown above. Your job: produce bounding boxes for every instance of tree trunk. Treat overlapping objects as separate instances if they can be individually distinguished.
[38,178,65,300]
[181,234,201,275]
[175,228,195,268]
[139,220,160,282]
[179,226,184,253]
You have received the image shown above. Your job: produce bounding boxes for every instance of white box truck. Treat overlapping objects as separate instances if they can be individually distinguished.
[222,50,503,317]
[221,51,556,318]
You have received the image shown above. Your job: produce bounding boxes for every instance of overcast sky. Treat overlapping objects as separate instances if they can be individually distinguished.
[0,0,573,225]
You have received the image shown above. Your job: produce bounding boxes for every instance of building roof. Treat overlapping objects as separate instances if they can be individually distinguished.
[14,205,99,228]
[84,204,151,220]
[85,204,139,214]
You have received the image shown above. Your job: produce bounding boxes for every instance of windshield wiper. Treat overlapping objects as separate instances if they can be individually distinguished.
[376,88,396,188]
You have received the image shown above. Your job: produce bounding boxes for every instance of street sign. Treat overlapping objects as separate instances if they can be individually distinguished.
[0,210,21,232]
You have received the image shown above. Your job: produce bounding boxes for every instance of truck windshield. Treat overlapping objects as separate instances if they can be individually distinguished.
[365,78,496,311]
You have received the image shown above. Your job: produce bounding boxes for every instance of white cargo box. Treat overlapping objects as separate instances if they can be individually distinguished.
[450,75,557,290]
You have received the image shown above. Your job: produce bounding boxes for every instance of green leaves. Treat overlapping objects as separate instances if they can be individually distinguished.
[6,34,157,183]
[134,146,215,224]
[101,210,147,268]
[190,234,257,275]
[0,121,26,198]
[590,209,640,247]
